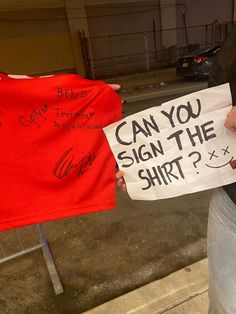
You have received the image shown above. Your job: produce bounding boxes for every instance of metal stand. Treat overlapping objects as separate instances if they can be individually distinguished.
[0,224,63,295]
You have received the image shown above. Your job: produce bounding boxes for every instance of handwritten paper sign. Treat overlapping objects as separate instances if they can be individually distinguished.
[104,84,236,200]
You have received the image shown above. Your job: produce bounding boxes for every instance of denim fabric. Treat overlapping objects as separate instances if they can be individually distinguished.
[208,188,236,314]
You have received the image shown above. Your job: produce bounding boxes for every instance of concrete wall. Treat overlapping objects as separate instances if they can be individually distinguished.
[0,2,86,75]
[0,33,75,75]
[86,1,177,77]
[234,0,236,21]
[183,0,232,25]
[160,0,176,48]
[86,0,159,4]
[0,0,63,10]
[176,0,233,48]
[0,0,234,77]
[0,8,67,38]
[85,0,235,77]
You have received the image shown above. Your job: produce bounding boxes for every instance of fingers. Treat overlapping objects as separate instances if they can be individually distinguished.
[108,83,126,106]
[116,171,125,188]
[116,177,124,188]
[121,183,127,192]
[108,84,121,91]
[116,170,124,180]
[224,125,236,132]
[116,171,127,192]
[224,106,236,132]
[229,159,236,169]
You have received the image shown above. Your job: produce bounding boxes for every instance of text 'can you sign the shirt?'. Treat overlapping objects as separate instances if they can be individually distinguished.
[104,83,236,200]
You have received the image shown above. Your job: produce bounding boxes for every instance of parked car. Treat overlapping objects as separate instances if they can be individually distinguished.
[176,45,221,78]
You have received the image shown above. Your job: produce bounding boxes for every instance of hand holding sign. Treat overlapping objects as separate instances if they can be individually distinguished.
[225,106,236,169]
[116,170,127,192]
[224,106,236,132]
[105,84,236,200]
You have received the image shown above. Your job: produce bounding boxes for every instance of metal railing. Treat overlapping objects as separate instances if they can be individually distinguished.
[81,21,234,78]
[0,224,63,295]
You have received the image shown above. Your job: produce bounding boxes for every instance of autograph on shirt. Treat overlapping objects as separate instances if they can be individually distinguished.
[53,146,96,179]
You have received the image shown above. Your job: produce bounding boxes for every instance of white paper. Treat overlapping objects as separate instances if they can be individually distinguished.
[104,83,236,200]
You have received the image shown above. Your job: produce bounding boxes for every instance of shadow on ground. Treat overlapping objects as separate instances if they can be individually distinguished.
[0,188,212,314]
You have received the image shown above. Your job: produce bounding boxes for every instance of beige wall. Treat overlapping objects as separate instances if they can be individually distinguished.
[160,0,177,47]
[234,0,236,21]
[64,0,91,75]
[65,0,90,35]
[86,0,156,4]
[0,5,86,76]
[86,1,177,76]
[0,0,63,10]
[0,33,78,75]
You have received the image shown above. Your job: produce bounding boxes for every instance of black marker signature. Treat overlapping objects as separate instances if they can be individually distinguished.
[53,146,96,179]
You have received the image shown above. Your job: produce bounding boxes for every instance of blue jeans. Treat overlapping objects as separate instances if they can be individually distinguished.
[208,188,236,314]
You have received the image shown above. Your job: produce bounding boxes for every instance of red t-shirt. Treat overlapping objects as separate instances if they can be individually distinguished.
[0,74,122,231]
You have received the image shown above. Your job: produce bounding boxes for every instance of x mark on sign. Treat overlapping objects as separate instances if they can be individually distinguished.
[222,146,230,155]
[208,146,230,160]
[208,150,218,160]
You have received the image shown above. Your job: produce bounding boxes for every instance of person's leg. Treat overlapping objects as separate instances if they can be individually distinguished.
[208,187,236,314]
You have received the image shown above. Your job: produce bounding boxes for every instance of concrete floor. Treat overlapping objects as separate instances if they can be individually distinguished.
[0,71,211,314]
[0,188,211,313]
[84,259,209,314]
[167,293,208,314]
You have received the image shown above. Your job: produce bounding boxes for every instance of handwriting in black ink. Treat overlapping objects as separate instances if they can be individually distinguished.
[53,146,96,179]
[56,87,88,99]
[19,104,48,128]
